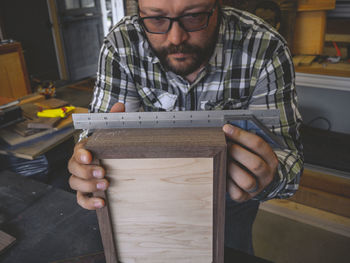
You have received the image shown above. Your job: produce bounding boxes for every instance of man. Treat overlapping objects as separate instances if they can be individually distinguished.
[68,0,303,255]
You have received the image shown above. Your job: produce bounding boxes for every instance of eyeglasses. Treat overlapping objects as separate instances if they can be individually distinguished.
[139,1,217,34]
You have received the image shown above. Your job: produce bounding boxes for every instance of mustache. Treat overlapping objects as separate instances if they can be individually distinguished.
[161,43,199,55]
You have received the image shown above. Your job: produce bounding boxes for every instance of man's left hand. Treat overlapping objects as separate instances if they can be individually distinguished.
[222,124,279,202]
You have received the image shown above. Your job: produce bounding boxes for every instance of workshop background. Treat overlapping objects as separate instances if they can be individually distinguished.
[0,0,350,263]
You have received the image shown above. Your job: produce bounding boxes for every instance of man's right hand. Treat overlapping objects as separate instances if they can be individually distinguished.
[68,102,126,210]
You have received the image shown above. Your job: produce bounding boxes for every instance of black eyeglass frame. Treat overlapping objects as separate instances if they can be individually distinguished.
[138,1,218,34]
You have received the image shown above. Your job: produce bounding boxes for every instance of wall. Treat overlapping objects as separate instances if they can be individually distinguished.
[0,0,60,81]
[296,73,350,134]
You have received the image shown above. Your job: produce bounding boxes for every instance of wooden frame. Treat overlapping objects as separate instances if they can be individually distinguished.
[86,127,227,263]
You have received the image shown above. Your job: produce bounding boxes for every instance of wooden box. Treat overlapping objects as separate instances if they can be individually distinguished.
[86,128,227,263]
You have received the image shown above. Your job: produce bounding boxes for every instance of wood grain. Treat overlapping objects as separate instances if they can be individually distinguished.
[87,128,226,159]
[86,128,227,263]
[104,158,213,263]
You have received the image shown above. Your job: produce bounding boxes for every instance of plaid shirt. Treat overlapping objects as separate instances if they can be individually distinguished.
[88,6,303,201]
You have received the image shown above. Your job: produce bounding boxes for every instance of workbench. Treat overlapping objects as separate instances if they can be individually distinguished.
[0,170,270,263]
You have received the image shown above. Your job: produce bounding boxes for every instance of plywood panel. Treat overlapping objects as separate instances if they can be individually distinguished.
[103,158,213,263]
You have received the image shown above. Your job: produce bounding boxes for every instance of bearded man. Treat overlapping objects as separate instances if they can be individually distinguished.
[68,0,303,255]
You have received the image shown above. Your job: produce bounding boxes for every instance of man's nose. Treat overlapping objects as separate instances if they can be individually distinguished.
[167,21,189,46]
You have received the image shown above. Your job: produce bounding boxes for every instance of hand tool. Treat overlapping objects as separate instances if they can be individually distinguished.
[73,109,286,149]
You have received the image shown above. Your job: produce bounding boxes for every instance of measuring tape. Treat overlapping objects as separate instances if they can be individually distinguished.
[72,109,286,149]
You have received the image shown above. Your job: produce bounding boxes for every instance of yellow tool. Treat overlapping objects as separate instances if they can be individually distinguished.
[37,106,75,118]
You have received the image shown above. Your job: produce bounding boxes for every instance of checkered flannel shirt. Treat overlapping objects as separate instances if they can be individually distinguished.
[84,6,303,201]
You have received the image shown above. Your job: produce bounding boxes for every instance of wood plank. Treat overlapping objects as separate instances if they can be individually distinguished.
[292,55,304,66]
[86,128,227,263]
[290,186,350,218]
[325,34,350,43]
[293,11,326,55]
[47,0,68,79]
[301,169,350,198]
[18,94,45,105]
[299,55,317,66]
[0,126,55,146]
[297,0,336,11]
[0,230,16,254]
[104,158,213,263]
[0,126,76,160]
[27,117,61,129]
[295,62,350,77]
[34,98,69,109]
[0,107,87,146]
[12,120,43,137]
[260,199,350,237]
[20,103,40,120]
[86,128,227,159]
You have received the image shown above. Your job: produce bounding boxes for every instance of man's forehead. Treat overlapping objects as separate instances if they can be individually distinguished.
[138,0,216,14]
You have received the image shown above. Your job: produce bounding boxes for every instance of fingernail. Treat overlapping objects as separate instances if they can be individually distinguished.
[94,200,104,208]
[93,169,103,179]
[223,125,234,134]
[80,155,88,163]
[97,182,106,190]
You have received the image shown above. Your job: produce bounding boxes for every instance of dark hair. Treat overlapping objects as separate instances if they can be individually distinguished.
[253,1,281,24]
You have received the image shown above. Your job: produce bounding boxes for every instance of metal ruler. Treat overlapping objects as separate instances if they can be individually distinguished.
[72,109,280,130]
[72,109,285,148]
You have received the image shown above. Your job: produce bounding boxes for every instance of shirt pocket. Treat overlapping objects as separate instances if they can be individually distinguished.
[139,87,178,111]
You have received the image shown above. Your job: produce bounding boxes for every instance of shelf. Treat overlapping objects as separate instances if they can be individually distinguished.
[295,72,350,91]
[295,61,350,78]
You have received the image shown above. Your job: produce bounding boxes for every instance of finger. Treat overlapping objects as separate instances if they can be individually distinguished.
[77,191,105,210]
[68,157,105,180]
[73,143,93,165]
[110,102,125,113]
[226,178,250,202]
[223,124,276,166]
[228,143,269,178]
[69,175,109,193]
[228,161,259,193]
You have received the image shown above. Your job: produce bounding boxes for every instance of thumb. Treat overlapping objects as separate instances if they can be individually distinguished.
[110,102,125,113]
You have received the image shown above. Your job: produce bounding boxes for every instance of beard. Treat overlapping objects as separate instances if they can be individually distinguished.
[151,31,218,77]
